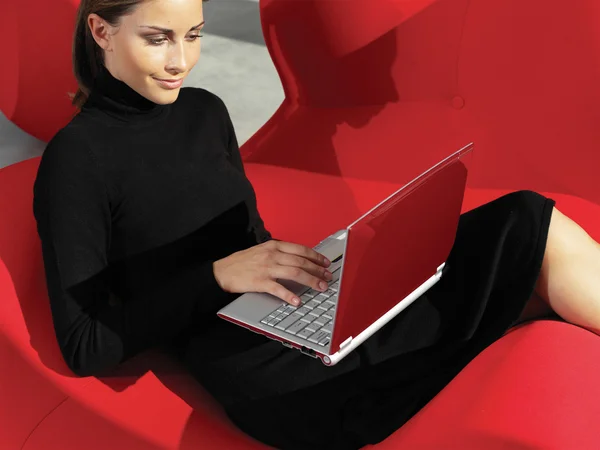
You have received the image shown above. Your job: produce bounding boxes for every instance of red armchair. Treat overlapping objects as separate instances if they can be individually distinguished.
[0,0,79,142]
[2,0,600,448]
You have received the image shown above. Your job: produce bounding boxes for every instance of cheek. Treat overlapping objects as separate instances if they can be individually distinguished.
[136,47,167,73]
[120,39,164,74]
[187,44,201,66]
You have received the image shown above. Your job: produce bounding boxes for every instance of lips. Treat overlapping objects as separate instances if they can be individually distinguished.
[154,77,184,89]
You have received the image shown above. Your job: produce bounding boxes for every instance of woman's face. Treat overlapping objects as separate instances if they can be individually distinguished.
[89,0,204,104]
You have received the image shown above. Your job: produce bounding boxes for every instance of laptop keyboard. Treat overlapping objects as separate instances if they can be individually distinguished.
[260,280,340,347]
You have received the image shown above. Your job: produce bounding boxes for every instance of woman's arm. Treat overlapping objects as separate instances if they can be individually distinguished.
[214,94,274,244]
[40,242,225,377]
[34,131,230,376]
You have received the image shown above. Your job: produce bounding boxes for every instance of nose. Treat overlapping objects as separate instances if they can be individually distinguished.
[166,40,189,73]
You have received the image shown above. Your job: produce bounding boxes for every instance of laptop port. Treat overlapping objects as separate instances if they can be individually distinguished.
[300,346,318,358]
[331,253,343,263]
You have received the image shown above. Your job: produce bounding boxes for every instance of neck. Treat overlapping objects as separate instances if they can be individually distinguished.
[83,64,170,125]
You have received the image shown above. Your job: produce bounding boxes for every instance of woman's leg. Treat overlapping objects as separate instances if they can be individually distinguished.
[519,207,600,334]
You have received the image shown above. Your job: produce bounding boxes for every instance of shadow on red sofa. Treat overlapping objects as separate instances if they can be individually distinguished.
[246,0,600,206]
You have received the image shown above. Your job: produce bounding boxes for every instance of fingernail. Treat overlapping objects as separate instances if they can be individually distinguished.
[319,281,328,290]
[324,257,331,265]
[293,298,300,306]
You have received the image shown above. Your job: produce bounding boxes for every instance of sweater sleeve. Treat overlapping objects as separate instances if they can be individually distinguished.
[212,94,274,244]
[33,130,230,377]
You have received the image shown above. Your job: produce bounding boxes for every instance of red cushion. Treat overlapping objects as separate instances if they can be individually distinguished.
[381,320,600,449]
[0,0,79,142]
[1,158,599,449]
[2,0,600,448]
[250,0,600,204]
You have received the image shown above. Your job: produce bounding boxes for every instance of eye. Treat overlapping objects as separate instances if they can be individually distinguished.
[148,37,168,46]
[147,34,203,46]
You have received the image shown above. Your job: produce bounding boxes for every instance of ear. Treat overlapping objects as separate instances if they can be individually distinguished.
[87,13,113,52]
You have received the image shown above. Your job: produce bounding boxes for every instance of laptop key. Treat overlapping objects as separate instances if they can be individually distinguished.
[313,317,328,327]
[308,330,329,344]
[321,322,333,333]
[284,320,309,335]
[284,305,297,314]
[317,336,330,346]
[266,315,283,326]
[304,300,320,310]
[306,322,322,333]
[260,314,277,325]
[295,306,311,316]
[308,308,324,318]
[276,303,287,310]
[314,293,329,302]
[275,312,303,331]
[297,328,315,339]
[300,294,314,303]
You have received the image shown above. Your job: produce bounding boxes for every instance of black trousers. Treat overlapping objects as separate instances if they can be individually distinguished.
[180,190,557,450]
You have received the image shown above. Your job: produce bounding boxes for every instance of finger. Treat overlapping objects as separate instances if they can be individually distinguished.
[263,281,302,306]
[269,240,331,267]
[275,252,333,281]
[270,265,329,293]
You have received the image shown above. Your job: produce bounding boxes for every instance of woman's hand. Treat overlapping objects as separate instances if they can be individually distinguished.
[212,240,333,306]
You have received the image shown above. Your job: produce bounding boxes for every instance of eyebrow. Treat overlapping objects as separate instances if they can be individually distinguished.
[140,21,205,33]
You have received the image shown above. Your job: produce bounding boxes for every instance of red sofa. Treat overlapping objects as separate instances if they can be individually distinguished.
[2,0,600,448]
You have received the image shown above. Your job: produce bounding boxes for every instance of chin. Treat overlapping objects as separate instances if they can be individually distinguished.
[152,89,181,105]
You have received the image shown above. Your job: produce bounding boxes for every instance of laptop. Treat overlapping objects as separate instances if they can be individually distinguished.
[218,143,474,366]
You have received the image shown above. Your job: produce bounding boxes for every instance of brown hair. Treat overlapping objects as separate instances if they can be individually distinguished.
[70,0,208,109]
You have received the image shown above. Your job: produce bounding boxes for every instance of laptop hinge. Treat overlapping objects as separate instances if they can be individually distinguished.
[339,336,353,350]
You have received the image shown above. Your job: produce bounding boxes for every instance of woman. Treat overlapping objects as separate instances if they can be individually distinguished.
[33,0,600,448]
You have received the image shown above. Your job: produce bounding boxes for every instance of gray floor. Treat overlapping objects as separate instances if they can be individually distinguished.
[0,0,283,170]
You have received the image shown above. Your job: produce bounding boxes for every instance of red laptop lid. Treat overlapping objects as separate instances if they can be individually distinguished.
[329,143,474,353]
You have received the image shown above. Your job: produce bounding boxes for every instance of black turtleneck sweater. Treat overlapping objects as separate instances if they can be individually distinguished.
[33,65,273,377]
